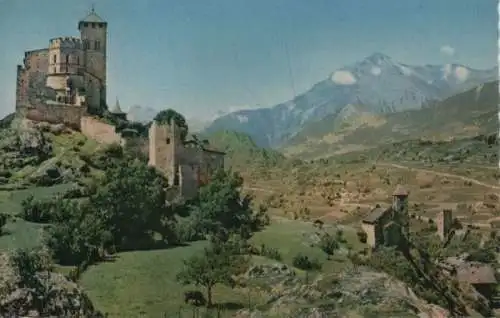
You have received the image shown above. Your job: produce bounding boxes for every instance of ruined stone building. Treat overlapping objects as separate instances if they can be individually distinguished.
[149,121,225,199]
[361,185,410,248]
[437,209,453,241]
[16,7,107,120]
[13,9,225,199]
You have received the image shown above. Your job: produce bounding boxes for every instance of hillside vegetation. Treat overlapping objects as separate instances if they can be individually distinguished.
[204,130,286,168]
[283,81,498,159]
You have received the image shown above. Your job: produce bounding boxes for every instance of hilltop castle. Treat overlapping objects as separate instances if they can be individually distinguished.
[14,9,224,199]
[16,7,107,116]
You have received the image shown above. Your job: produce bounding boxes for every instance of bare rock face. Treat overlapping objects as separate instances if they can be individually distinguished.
[235,264,450,318]
[0,250,104,318]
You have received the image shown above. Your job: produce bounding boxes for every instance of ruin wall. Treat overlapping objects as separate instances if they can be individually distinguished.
[80,116,122,145]
[21,102,85,130]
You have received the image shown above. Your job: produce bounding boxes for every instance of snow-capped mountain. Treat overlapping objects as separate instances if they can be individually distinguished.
[204,52,497,148]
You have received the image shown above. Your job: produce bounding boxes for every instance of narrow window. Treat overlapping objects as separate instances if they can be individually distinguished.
[65,54,69,64]
[95,41,100,50]
[166,137,171,144]
[76,56,80,65]
[53,55,56,63]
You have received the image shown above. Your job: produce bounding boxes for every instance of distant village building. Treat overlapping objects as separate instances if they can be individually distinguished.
[439,255,498,300]
[361,185,410,248]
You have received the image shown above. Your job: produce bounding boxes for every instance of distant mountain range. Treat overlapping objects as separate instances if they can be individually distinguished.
[203,52,497,148]
[282,80,499,159]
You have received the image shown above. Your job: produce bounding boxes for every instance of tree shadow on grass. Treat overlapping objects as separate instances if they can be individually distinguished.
[211,302,245,311]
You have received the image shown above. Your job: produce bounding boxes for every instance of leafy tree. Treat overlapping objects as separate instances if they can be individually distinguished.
[88,159,175,251]
[153,109,189,141]
[188,170,266,238]
[319,232,340,260]
[44,199,110,266]
[176,239,249,307]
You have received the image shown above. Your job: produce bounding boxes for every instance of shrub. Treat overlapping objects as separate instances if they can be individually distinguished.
[357,230,368,243]
[292,253,322,271]
[259,244,282,261]
[0,213,7,234]
[20,195,56,223]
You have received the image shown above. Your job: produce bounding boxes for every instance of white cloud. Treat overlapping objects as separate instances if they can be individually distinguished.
[370,66,382,76]
[331,70,357,85]
[454,66,469,82]
[440,45,455,57]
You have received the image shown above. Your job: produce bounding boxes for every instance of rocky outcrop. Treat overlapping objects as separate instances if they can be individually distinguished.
[0,250,104,318]
[234,264,450,318]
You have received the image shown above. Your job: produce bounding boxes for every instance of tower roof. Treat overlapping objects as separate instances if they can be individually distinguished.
[79,6,106,26]
[111,98,125,114]
[392,185,409,196]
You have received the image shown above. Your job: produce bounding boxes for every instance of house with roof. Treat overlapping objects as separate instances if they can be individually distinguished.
[361,185,410,248]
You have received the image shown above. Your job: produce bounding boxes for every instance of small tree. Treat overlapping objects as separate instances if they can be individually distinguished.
[176,240,249,307]
[319,233,339,260]
[0,213,6,235]
[292,253,321,284]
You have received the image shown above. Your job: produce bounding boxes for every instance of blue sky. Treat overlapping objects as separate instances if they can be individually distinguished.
[0,0,497,120]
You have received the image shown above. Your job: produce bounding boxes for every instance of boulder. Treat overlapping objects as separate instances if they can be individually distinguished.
[0,250,104,317]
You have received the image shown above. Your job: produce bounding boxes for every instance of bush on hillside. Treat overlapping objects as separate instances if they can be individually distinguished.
[20,195,57,223]
[0,213,7,235]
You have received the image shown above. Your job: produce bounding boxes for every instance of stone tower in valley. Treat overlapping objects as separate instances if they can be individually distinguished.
[392,185,410,237]
[437,209,453,241]
[78,7,108,113]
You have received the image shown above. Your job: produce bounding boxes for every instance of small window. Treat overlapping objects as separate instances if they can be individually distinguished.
[76,56,80,65]
[65,54,69,64]
[53,55,56,63]
[92,23,96,28]
[95,41,100,50]
[166,137,171,144]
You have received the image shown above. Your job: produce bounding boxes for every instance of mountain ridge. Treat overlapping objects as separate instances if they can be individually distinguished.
[204,52,497,148]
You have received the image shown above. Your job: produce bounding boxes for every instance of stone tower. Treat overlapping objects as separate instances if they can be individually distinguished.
[437,209,453,241]
[392,185,409,237]
[78,7,107,113]
[46,37,84,104]
[148,121,182,186]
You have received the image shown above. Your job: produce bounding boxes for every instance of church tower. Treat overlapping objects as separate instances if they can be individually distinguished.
[78,7,107,114]
[392,185,410,237]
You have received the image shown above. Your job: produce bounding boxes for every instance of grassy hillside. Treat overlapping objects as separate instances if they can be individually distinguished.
[205,130,286,168]
[283,81,498,159]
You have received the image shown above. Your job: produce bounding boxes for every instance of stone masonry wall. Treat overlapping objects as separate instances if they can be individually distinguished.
[16,49,49,109]
[22,103,85,130]
[80,116,122,144]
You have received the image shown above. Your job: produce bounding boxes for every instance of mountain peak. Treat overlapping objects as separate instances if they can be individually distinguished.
[364,52,393,65]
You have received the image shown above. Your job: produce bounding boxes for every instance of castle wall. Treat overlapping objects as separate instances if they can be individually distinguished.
[16,49,49,109]
[179,165,199,199]
[22,102,85,130]
[80,116,122,144]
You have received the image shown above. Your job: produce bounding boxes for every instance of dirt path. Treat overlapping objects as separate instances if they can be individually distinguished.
[378,163,500,190]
